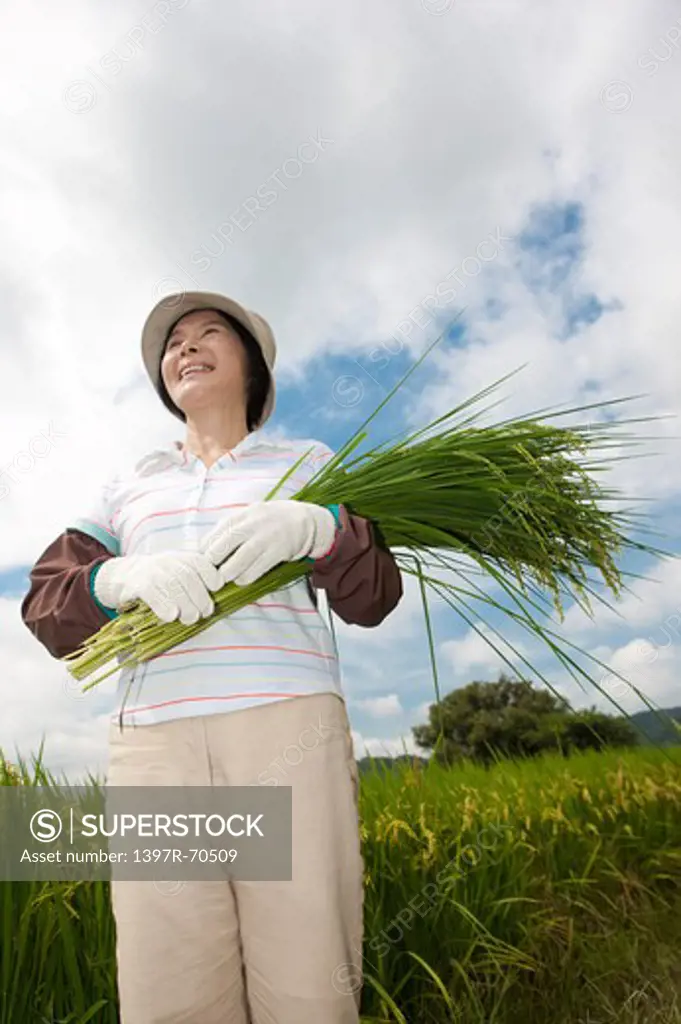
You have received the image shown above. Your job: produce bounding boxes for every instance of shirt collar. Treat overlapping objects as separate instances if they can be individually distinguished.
[134,431,268,475]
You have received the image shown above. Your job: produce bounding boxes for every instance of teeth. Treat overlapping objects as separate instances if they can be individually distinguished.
[181,366,212,379]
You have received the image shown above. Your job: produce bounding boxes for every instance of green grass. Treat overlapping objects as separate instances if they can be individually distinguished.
[1,745,680,1022]
[358,746,681,1022]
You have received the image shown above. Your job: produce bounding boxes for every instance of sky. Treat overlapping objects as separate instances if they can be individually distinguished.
[1,0,680,783]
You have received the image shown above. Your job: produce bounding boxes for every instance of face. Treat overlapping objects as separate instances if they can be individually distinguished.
[160,309,248,416]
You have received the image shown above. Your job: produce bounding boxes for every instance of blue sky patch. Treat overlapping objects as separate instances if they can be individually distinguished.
[518,200,621,340]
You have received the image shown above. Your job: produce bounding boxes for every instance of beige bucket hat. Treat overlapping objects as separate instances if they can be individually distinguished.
[140,291,277,428]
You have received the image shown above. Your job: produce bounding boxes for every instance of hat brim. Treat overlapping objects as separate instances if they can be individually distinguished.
[141,291,276,427]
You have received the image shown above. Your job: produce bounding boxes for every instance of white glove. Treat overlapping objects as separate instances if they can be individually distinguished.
[199,500,338,587]
[93,551,223,626]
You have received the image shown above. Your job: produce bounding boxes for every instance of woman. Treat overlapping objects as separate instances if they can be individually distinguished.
[21,290,403,1024]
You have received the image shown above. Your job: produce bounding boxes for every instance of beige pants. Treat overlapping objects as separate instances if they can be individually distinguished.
[107,693,364,1024]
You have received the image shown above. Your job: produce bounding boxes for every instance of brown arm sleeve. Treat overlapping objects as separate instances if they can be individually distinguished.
[20,529,117,660]
[309,505,403,627]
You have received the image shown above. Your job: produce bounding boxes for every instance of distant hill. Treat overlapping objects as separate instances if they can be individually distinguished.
[355,709,681,773]
[629,706,681,746]
[357,754,429,775]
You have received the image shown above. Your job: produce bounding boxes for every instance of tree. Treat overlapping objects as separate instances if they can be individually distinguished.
[561,709,638,752]
[413,675,637,765]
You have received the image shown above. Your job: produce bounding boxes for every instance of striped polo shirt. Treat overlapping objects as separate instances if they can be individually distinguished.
[71,432,343,727]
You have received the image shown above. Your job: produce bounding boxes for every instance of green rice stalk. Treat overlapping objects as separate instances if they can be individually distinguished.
[62,404,661,696]
[61,321,668,720]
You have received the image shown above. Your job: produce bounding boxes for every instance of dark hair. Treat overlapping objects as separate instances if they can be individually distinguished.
[157,310,271,431]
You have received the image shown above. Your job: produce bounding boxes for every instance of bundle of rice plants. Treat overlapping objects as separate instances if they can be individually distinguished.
[62,324,668,725]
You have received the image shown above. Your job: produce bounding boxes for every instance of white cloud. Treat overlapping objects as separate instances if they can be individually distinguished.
[440,626,527,681]
[562,555,681,639]
[0,597,117,783]
[3,0,681,779]
[352,694,403,718]
[351,729,421,760]
[414,701,433,723]
[555,634,680,717]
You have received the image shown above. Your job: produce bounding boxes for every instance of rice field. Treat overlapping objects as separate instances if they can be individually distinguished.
[1,745,680,1023]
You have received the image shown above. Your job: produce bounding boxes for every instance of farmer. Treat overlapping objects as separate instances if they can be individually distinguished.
[21,290,403,1024]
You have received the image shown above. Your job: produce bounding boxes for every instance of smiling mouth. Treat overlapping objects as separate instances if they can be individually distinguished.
[179,367,214,382]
